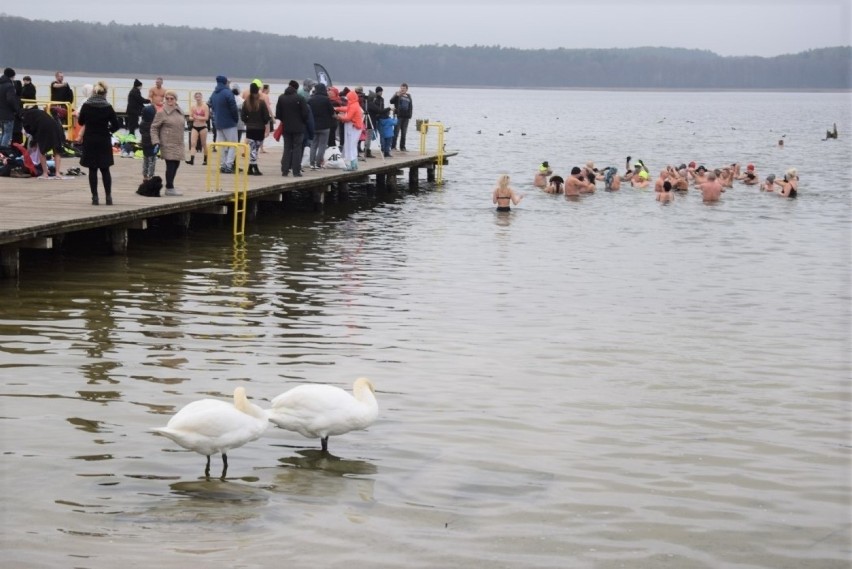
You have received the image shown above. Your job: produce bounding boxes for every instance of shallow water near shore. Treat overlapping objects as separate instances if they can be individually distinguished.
[1,84,850,568]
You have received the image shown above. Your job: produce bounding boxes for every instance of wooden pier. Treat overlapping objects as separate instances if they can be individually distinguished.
[0,149,455,278]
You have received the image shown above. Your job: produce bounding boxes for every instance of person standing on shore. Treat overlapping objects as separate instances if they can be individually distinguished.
[78,81,121,205]
[150,90,185,196]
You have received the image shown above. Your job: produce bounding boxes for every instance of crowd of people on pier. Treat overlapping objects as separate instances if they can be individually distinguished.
[494,157,800,210]
[0,67,415,205]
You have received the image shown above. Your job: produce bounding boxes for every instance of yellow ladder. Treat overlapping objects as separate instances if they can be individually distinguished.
[205,142,250,238]
[418,120,445,184]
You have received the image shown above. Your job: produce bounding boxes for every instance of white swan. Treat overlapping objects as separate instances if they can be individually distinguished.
[151,386,269,478]
[268,377,378,452]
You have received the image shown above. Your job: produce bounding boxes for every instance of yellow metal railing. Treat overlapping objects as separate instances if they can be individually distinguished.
[205,142,250,238]
[418,120,445,185]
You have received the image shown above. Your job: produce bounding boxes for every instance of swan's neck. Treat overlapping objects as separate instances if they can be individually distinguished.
[234,388,267,420]
[353,381,378,410]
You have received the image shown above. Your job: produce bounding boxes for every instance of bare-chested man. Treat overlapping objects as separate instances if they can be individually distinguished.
[565,167,594,196]
[654,169,669,192]
[699,172,723,202]
[148,77,166,110]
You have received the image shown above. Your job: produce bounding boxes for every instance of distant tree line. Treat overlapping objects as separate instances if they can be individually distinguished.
[1,15,850,90]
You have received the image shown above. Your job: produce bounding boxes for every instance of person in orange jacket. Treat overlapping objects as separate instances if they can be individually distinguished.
[335,89,363,171]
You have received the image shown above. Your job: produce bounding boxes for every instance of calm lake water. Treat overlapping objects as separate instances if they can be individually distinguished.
[1,82,850,568]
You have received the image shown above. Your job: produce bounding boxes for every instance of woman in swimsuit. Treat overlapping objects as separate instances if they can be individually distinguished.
[774,168,798,198]
[187,92,209,165]
[492,174,524,211]
[545,175,564,194]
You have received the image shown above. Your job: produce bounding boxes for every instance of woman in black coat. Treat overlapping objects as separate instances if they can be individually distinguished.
[125,78,150,137]
[21,106,64,179]
[78,81,120,205]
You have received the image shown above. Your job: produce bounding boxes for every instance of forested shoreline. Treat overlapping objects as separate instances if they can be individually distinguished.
[1,15,849,90]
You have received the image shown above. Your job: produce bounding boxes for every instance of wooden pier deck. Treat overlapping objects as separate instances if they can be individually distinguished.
[0,149,455,278]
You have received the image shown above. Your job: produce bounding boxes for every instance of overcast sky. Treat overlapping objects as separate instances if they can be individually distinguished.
[3,0,850,57]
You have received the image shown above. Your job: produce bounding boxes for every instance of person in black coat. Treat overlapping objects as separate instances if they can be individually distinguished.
[366,86,385,158]
[125,78,150,137]
[78,81,120,205]
[21,106,64,178]
[275,82,309,176]
[0,67,19,148]
[307,83,336,169]
[20,76,36,101]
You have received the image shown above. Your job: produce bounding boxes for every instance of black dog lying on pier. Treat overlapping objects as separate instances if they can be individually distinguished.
[136,176,163,197]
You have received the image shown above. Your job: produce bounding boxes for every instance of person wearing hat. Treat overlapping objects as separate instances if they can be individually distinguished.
[534,161,552,188]
[691,165,708,186]
[631,169,650,189]
[738,163,759,185]
[125,78,150,137]
[0,67,19,147]
[307,82,336,169]
[210,75,239,173]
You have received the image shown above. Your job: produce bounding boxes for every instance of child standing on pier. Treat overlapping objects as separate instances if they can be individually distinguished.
[139,104,157,181]
[377,108,397,158]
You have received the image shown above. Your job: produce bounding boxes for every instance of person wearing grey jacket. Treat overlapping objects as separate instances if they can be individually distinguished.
[307,83,336,169]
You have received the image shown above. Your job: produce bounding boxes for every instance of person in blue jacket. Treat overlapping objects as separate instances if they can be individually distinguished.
[209,75,239,173]
[377,108,397,158]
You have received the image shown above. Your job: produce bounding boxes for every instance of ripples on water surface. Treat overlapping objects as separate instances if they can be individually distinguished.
[1,88,850,568]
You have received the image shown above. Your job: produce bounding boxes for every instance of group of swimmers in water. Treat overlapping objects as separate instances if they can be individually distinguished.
[492,157,800,210]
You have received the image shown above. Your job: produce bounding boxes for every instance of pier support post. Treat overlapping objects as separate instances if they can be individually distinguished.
[409,167,419,189]
[426,166,435,182]
[247,201,259,221]
[174,212,191,231]
[375,173,387,191]
[108,227,128,254]
[337,182,349,201]
[0,246,19,279]
[312,187,326,211]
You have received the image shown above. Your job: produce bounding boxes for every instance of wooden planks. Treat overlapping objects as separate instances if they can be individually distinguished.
[0,149,454,246]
